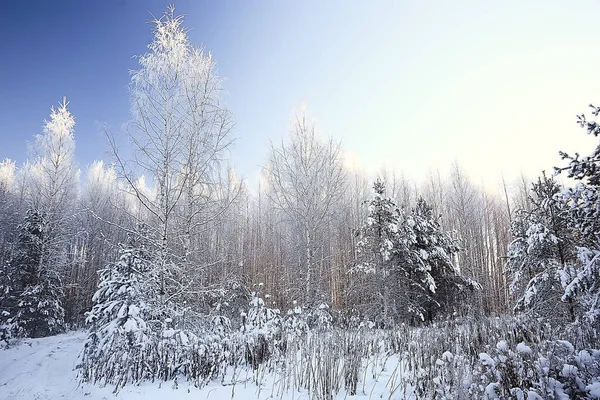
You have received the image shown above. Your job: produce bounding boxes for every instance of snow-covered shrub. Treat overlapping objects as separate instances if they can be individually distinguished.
[240,290,281,368]
[207,279,250,328]
[306,303,333,331]
[471,340,537,399]
[210,315,232,338]
[472,339,600,399]
[282,302,308,340]
[150,326,228,388]
[434,351,458,399]
[280,302,332,339]
[0,318,10,349]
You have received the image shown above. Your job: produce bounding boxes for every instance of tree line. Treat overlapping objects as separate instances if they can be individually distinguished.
[1,7,597,348]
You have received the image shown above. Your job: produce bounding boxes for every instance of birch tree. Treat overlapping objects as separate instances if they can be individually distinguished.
[25,98,80,233]
[265,108,346,304]
[0,159,20,267]
[8,99,79,332]
[112,6,236,323]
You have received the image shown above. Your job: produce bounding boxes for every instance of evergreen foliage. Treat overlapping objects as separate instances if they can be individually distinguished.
[507,174,576,321]
[412,197,479,320]
[79,233,152,388]
[552,104,600,323]
[0,209,64,339]
[351,179,475,326]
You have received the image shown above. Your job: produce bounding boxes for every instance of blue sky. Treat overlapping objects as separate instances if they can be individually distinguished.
[2,1,600,187]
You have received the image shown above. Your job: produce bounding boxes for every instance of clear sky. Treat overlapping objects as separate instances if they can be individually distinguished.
[2,0,600,188]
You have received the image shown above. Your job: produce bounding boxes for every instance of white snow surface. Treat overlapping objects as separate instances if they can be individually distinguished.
[0,331,412,400]
[516,342,532,355]
[587,381,600,398]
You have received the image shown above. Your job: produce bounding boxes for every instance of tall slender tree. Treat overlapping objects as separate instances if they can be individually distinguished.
[265,108,346,304]
[110,6,236,324]
[2,99,79,335]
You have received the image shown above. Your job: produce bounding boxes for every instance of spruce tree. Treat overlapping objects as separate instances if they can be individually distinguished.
[352,181,476,325]
[0,209,65,338]
[352,179,403,326]
[411,197,476,321]
[79,233,152,388]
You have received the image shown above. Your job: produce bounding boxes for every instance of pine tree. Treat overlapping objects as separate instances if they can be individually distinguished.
[0,260,17,342]
[241,289,281,368]
[507,174,575,321]
[553,103,600,322]
[392,199,439,323]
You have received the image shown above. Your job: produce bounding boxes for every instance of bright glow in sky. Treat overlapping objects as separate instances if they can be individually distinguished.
[2,1,600,189]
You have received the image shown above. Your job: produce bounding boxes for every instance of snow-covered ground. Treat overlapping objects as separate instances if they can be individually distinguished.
[0,331,93,400]
[0,331,410,399]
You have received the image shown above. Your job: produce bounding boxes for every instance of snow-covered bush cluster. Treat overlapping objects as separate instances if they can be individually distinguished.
[472,339,600,399]
[77,263,345,394]
[353,315,599,399]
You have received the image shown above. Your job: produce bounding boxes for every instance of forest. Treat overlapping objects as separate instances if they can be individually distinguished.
[1,7,600,400]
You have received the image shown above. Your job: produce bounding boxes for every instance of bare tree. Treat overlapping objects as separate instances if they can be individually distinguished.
[0,159,19,266]
[27,99,81,316]
[110,6,237,322]
[25,98,80,239]
[265,108,346,304]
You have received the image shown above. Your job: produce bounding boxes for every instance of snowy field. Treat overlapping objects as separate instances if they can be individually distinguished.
[0,331,410,400]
